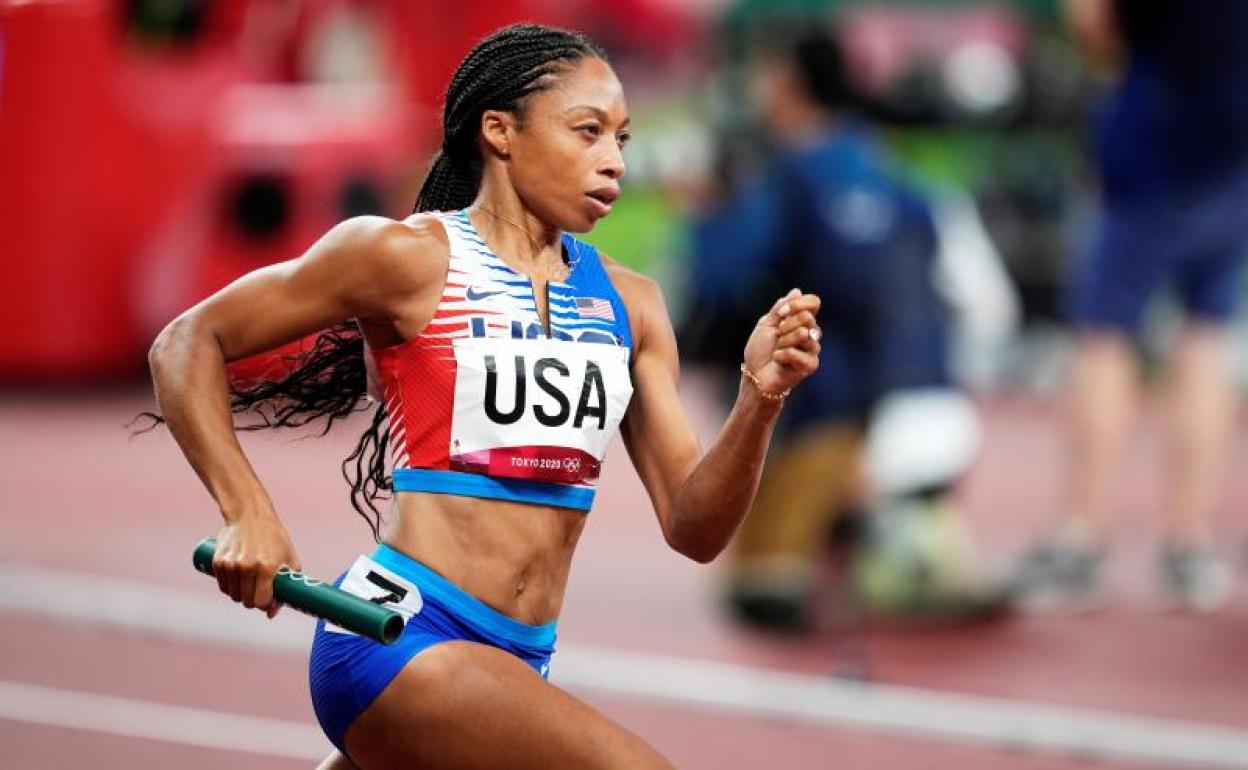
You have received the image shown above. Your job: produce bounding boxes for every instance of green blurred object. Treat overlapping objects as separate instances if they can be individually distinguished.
[192,538,403,644]
[854,499,1012,623]
[583,185,681,275]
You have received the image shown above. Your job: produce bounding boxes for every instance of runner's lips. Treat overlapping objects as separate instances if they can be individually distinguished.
[586,187,618,217]
[587,187,620,205]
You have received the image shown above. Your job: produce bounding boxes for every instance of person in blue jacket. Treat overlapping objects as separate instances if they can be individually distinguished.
[683,26,981,629]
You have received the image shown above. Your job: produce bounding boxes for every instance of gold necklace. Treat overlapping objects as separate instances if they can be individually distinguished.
[470,205,572,280]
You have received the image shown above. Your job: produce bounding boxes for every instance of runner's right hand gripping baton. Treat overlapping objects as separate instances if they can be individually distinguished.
[193,538,404,645]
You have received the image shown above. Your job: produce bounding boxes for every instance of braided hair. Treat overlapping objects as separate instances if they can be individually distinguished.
[418,24,607,212]
[141,24,608,541]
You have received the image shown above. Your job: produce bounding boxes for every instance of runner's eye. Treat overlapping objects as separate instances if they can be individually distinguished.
[577,124,602,138]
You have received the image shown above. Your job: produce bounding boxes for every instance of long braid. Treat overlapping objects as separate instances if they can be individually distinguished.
[139,24,608,542]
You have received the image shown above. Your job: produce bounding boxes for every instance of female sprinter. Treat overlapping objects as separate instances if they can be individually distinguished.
[147,23,821,770]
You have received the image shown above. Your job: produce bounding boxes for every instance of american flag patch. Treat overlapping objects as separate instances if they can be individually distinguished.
[574,296,615,321]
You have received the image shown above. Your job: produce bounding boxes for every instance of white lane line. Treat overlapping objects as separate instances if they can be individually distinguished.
[0,680,326,760]
[554,648,1248,768]
[3,562,1247,768]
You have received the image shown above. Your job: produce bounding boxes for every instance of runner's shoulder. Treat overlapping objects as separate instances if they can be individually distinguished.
[599,254,665,314]
[598,254,670,347]
[334,213,448,261]
[324,214,450,291]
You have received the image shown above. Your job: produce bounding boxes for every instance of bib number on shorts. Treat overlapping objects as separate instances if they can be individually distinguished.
[323,555,422,636]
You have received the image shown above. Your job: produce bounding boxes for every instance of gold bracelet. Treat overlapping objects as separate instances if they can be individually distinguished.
[739,362,791,401]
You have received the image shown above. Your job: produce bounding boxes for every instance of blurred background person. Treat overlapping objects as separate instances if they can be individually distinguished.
[1012,0,1248,612]
[673,23,1008,632]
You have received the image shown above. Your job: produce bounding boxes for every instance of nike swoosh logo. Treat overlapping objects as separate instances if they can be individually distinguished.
[466,287,505,301]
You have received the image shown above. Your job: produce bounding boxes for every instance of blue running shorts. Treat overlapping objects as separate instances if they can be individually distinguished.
[1068,166,1248,334]
[308,544,557,755]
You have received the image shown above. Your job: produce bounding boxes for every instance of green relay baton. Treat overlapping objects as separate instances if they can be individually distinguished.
[193,538,404,645]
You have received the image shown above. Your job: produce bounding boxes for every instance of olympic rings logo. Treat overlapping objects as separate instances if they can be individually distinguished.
[562,457,581,473]
[277,566,323,587]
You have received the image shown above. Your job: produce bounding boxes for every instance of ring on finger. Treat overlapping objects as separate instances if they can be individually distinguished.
[810,327,821,343]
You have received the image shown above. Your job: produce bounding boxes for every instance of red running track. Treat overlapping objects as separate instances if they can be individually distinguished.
[1,380,1246,769]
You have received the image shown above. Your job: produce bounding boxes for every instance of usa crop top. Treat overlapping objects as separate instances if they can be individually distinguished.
[370,210,635,512]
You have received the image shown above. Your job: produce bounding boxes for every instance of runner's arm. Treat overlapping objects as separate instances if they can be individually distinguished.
[148,215,443,611]
[619,274,820,562]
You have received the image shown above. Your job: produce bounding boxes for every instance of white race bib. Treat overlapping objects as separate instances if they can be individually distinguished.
[449,337,632,484]
[323,555,422,635]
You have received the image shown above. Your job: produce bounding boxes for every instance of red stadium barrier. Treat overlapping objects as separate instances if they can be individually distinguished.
[0,0,637,383]
[130,82,419,382]
[0,0,232,381]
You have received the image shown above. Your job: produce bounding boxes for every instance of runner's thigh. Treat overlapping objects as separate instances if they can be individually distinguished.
[343,640,674,770]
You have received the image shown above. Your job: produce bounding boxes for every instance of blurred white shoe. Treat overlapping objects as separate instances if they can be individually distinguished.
[1160,547,1233,613]
[1008,535,1107,614]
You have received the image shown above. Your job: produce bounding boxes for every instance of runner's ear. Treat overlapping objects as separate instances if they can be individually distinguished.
[481,110,517,161]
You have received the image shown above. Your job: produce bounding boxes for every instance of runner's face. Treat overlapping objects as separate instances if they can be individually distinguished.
[508,57,630,233]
